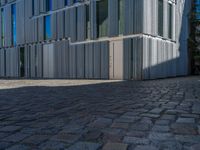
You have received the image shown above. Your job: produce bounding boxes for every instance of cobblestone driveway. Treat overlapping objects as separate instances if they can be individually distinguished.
[0,77,200,150]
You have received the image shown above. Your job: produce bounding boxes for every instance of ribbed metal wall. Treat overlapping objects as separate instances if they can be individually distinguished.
[0,0,191,80]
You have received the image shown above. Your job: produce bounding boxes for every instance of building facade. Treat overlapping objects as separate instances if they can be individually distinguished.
[0,0,191,80]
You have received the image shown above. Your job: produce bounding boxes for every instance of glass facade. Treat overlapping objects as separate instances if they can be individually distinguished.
[46,0,52,11]
[11,4,16,46]
[158,0,163,37]
[168,3,173,39]
[96,0,108,38]
[195,0,200,20]
[1,8,5,46]
[44,15,52,40]
[86,5,90,39]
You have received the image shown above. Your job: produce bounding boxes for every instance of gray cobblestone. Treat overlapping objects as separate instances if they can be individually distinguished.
[0,77,199,148]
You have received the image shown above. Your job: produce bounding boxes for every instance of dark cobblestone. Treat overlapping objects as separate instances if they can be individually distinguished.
[0,77,200,149]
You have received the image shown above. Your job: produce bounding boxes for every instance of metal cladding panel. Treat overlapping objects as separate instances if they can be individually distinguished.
[69,45,77,78]
[57,0,65,9]
[30,45,36,78]
[132,37,143,80]
[5,5,11,47]
[36,43,43,78]
[124,0,143,35]
[85,43,94,79]
[5,48,19,77]
[90,0,97,39]
[57,11,65,39]
[0,49,5,76]
[61,40,69,78]
[108,0,118,37]
[64,9,70,38]
[24,45,30,77]
[0,10,2,48]
[34,0,40,16]
[51,13,57,40]
[163,0,168,39]
[141,36,177,80]
[76,44,85,78]
[53,40,70,78]
[123,38,132,80]
[77,5,86,41]
[100,41,109,79]
[40,0,46,13]
[93,42,101,79]
[38,17,44,42]
[123,37,143,80]
[69,8,77,42]
[143,0,157,35]
[52,0,58,10]
[16,0,25,45]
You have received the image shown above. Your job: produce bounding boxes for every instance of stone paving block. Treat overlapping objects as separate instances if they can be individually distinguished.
[152,125,170,132]
[155,120,170,125]
[123,136,150,145]
[126,131,146,138]
[102,142,128,150]
[39,140,70,150]
[175,135,200,144]
[131,123,151,131]
[0,126,22,132]
[66,142,101,150]
[190,144,200,150]
[82,130,102,141]
[22,134,50,146]
[140,113,160,119]
[5,144,31,150]
[148,132,173,141]
[111,122,129,129]
[0,142,12,149]
[161,115,176,121]
[134,145,158,150]
[149,108,164,114]
[3,132,30,143]
[90,118,112,128]
[176,118,195,124]
[171,123,198,135]
[52,132,81,143]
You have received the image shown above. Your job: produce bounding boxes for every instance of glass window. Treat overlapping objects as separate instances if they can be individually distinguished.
[158,0,163,37]
[44,15,52,40]
[32,0,34,15]
[65,0,69,6]
[46,0,52,11]
[1,8,5,46]
[11,4,16,46]
[168,3,173,39]
[96,0,108,38]
[86,5,90,39]
[118,0,124,34]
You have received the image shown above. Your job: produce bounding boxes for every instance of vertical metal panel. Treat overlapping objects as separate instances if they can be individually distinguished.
[77,5,86,41]
[76,44,85,78]
[93,42,101,79]
[100,41,109,79]
[108,0,118,37]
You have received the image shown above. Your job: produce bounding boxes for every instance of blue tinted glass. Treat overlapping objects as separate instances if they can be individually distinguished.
[45,15,52,39]
[65,0,68,6]
[46,0,52,11]
[11,4,16,45]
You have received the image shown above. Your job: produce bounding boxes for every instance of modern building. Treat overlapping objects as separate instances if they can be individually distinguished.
[0,0,191,80]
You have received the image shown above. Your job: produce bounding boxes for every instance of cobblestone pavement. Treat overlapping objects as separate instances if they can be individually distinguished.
[0,77,200,150]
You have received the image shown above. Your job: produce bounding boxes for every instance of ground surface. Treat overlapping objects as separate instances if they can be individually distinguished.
[0,77,200,150]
